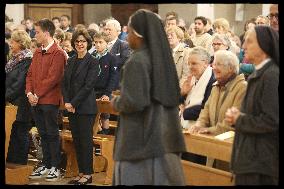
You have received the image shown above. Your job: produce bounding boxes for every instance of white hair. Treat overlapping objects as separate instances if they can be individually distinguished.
[106,19,121,32]
[88,23,99,32]
[214,50,239,74]
[188,46,211,63]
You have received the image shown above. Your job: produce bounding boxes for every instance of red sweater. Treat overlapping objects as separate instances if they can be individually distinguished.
[26,43,67,105]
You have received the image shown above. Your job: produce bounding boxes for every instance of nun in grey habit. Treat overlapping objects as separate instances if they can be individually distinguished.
[110,9,186,186]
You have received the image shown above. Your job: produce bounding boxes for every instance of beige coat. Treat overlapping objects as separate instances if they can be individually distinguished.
[196,74,247,135]
[173,44,191,87]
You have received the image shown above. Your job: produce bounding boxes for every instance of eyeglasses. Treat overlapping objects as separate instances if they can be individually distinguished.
[267,13,278,20]
[75,40,87,44]
[212,62,225,67]
[212,42,224,47]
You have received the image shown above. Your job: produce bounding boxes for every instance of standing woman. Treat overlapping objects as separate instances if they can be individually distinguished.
[62,28,100,185]
[225,26,279,185]
[111,9,186,186]
[5,30,33,165]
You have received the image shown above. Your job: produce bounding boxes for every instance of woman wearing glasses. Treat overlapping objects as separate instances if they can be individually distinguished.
[62,28,100,185]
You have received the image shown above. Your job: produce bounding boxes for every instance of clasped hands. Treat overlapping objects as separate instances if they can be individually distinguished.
[65,103,75,113]
[28,93,38,106]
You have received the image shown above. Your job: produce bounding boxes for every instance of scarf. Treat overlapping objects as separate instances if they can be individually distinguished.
[5,49,33,73]
[92,48,108,60]
[180,66,213,129]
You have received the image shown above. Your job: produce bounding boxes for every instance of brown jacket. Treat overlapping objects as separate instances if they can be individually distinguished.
[196,74,247,135]
[26,43,67,105]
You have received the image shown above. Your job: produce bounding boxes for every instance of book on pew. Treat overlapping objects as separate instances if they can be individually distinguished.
[214,131,235,140]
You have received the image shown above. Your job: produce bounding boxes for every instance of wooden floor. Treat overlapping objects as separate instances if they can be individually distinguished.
[26,156,111,186]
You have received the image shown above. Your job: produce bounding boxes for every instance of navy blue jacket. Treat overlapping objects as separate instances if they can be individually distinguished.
[109,39,131,71]
[93,52,119,97]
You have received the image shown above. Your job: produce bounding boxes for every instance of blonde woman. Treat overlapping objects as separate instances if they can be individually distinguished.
[5,30,33,165]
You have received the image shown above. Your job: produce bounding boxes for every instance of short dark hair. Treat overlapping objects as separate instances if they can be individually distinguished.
[71,28,92,51]
[34,18,56,37]
[61,15,71,21]
[52,17,60,21]
[194,16,207,26]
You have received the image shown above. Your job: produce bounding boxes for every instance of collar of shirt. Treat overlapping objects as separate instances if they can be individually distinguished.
[255,58,271,70]
[42,40,55,52]
[108,38,118,47]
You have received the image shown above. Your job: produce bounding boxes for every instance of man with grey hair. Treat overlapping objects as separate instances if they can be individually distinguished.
[268,4,278,32]
[99,18,131,134]
[104,18,131,75]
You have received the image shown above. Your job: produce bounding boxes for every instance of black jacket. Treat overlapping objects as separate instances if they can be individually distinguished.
[62,53,100,114]
[5,58,32,106]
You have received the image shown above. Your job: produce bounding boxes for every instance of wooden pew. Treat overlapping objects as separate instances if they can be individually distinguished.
[61,99,119,185]
[182,133,234,186]
[60,130,107,177]
[93,99,119,184]
[5,105,33,185]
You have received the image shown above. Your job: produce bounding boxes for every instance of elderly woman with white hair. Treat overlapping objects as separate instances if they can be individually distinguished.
[180,46,216,165]
[180,46,215,129]
[189,50,247,135]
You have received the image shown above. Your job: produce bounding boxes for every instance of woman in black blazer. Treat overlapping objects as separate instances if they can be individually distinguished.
[62,28,99,185]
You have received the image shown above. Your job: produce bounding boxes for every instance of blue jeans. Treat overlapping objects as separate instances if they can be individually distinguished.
[31,104,61,169]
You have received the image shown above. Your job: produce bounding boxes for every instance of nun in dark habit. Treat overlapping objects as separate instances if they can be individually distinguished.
[110,9,186,185]
[225,26,279,185]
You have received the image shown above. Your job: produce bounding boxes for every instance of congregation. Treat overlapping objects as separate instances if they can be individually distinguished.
[5,4,278,186]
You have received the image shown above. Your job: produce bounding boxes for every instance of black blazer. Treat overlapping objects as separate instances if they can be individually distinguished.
[110,39,131,71]
[62,53,100,114]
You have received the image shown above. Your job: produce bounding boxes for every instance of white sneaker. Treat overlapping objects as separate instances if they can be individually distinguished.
[29,165,50,179]
[45,167,61,182]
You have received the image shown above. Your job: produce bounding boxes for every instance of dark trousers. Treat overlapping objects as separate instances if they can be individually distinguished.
[68,113,96,175]
[6,121,33,164]
[235,173,278,185]
[6,103,33,164]
[31,104,61,169]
